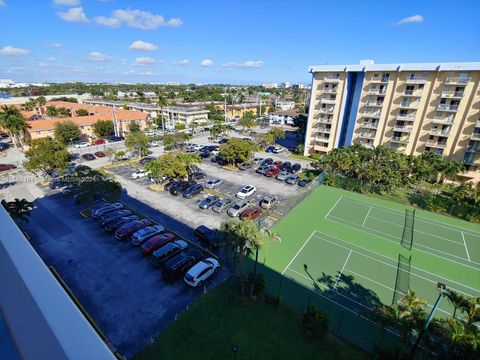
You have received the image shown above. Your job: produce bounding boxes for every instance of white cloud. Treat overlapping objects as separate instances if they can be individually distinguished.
[43,42,63,48]
[201,59,213,67]
[173,59,190,66]
[397,14,424,25]
[94,9,182,30]
[57,7,89,23]
[222,60,264,68]
[129,40,158,51]
[133,56,155,66]
[86,51,112,61]
[53,0,81,5]
[119,58,128,65]
[0,45,30,57]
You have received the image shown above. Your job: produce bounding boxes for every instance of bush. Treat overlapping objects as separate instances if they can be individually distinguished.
[302,304,329,340]
[175,123,186,130]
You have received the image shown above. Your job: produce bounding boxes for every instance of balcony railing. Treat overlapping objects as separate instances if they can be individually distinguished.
[433,117,454,125]
[437,103,459,111]
[396,114,416,122]
[471,133,480,141]
[446,76,470,84]
[391,136,410,144]
[317,127,331,134]
[320,98,336,104]
[441,90,464,98]
[426,140,446,148]
[358,132,376,140]
[368,88,387,95]
[466,146,480,153]
[318,107,334,114]
[404,90,422,97]
[393,125,413,133]
[405,77,428,84]
[363,111,382,118]
[399,102,419,109]
[429,129,450,137]
[365,100,384,107]
[315,137,330,144]
[316,117,333,124]
[320,88,337,93]
[324,76,340,82]
[370,76,390,83]
[360,122,378,129]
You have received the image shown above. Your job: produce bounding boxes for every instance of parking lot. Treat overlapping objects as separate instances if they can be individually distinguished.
[10,181,229,358]
[107,149,316,231]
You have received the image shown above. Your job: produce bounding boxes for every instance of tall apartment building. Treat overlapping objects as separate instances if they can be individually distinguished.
[304,61,480,182]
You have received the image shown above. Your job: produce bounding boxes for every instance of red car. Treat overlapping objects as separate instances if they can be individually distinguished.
[115,219,152,240]
[240,207,263,221]
[273,160,283,167]
[0,164,16,172]
[94,151,106,157]
[92,139,105,145]
[264,166,281,177]
[141,233,175,255]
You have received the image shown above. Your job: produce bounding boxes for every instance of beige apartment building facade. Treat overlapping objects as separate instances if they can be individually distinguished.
[304,61,480,182]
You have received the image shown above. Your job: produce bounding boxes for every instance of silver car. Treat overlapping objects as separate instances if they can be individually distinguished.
[205,179,223,189]
[131,224,165,245]
[285,175,300,185]
[212,198,233,213]
[227,201,250,217]
[260,196,278,210]
[199,195,220,209]
[92,203,124,218]
[276,171,289,181]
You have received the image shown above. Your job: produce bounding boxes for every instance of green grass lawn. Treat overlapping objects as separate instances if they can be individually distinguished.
[133,279,366,360]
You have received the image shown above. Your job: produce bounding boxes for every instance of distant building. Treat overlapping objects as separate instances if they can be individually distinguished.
[280,82,291,89]
[262,83,278,89]
[275,100,296,111]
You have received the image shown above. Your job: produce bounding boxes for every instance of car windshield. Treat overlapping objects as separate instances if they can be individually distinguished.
[232,204,240,210]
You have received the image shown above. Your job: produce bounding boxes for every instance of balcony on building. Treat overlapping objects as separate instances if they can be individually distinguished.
[369,76,390,83]
[403,89,422,97]
[358,132,376,140]
[445,76,471,85]
[319,87,337,94]
[313,144,329,152]
[396,113,416,122]
[323,75,340,83]
[466,145,480,154]
[391,136,410,144]
[320,97,336,105]
[316,127,331,134]
[441,90,464,99]
[437,103,459,112]
[365,100,384,107]
[360,122,378,129]
[405,76,428,84]
[393,125,413,133]
[426,140,447,148]
[318,106,335,114]
[363,110,381,118]
[367,88,387,95]
[471,132,480,141]
[433,116,455,125]
[316,116,333,124]
[399,101,419,109]
[429,128,451,137]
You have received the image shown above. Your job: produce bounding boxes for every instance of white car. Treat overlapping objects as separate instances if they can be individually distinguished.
[205,178,223,189]
[227,201,250,217]
[92,203,124,219]
[272,146,284,153]
[236,185,256,199]
[193,144,203,151]
[184,258,220,287]
[131,169,151,179]
[131,225,165,245]
[74,142,90,148]
[150,141,159,147]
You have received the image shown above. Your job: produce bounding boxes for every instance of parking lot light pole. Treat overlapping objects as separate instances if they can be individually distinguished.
[231,344,238,360]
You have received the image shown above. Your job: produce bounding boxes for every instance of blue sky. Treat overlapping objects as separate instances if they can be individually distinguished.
[0,0,478,84]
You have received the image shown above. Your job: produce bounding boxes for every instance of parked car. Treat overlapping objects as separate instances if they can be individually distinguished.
[255,165,270,174]
[227,200,250,217]
[240,207,263,221]
[218,138,229,144]
[108,136,124,142]
[49,177,67,189]
[298,178,312,187]
[190,172,206,181]
[205,178,223,189]
[285,174,300,185]
[212,198,233,213]
[276,171,289,181]
[265,167,281,177]
[92,139,105,145]
[74,142,90,148]
[210,155,220,163]
[115,219,152,240]
[139,156,156,165]
[253,157,264,165]
[272,146,284,153]
[265,145,275,153]
[194,225,219,248]
[163,249,204,282]
[163,181,178,191]
[92,203,123,219]
[290,163,302,173]
[260,196,278,210]
[199,195,220,209]
[0,164,17,172]
[170,181,195,196]
[280,162,292,172]
[260,158,273,167]
[198,152,210,159]
[184,258,220,287]
[131,224,165,245]
[140,233,175,255]
[183,183,204,199]
[104,215,139,232]
[99,209,132,226]
[94,151,106,158]
[82,153,95,161]
[193,144,203,151]
[236,185,256,199]
[273,160,283,167]
[152,240,188,267]
[131,169,151,179]
[239,163,253,171]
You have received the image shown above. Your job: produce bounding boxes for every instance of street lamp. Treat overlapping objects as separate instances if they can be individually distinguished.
[409,283,447,359]
[231,344,239,360]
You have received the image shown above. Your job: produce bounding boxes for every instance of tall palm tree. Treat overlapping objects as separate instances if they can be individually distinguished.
[35,96,47,114]
[1,198,35,224]
[157,94,168,133]
[446,290,468,318]
[460,297,480,329]
[262,229,282,265]
[21,97,36,111]
[0,105,27,147]
[438,318,479,359]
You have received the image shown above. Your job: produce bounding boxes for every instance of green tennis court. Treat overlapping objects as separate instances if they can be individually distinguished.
[263,186,480,328]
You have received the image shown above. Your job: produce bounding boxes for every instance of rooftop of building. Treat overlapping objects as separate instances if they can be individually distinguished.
[309,60,480,73]
[82,99,210,114]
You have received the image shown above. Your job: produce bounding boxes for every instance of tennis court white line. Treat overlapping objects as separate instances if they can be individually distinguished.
[461,232,471,262]
[281,230,316,275]
[333,250,352,290]
[309,231,480,296]
[362,207,372,228]
[341,196,480,237]
[327,214,480,268]
[324,195,344,219]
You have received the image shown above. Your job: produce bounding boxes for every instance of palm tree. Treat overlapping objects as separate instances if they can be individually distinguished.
[446,290,468,318]
[1,198,35,224]
[35,96,47,114]
[21,98,36,111]
[438,318,479,359]
[440,160,464,183]
[157,94,168,134]
[262,229,281,265]
[0,105,27,147]
[460,297,480,329]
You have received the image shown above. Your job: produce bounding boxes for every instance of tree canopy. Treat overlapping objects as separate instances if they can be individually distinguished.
[0,105,27,147]
[1,198,35,224]
[264,127,285,145]
[93,120,114,137]
[53,120,81,145]
[24,137,70,177]
[125,131,150,157]
[145,153,201,180]
[237,111,256,130]
[219,138,256,165]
